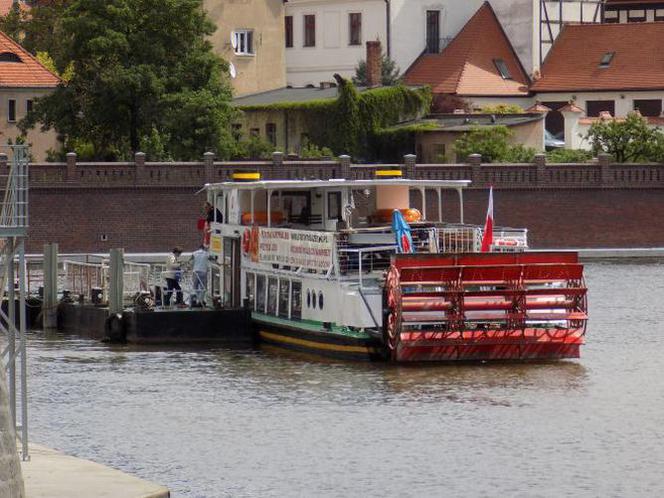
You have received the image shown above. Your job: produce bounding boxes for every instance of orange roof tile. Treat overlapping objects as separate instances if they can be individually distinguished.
[0,0,28,16]
[532,22,664,92]
[403,2,529,96]
[559,102,584,113]
[526,101,552,113]
[0,30,59,87]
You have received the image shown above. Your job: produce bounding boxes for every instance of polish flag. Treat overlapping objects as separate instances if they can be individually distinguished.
[480,187,493,252]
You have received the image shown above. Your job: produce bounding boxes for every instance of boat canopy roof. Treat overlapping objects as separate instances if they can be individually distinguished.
[204,178,471,192]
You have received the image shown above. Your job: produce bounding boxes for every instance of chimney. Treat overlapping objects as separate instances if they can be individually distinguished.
[366,40,382,87]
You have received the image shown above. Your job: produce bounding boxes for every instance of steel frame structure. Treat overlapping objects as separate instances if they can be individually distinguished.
[539,0,606,66]
[0,144,30,460]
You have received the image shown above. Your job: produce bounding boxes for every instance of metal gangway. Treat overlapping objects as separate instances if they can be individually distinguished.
[0,144,30,460]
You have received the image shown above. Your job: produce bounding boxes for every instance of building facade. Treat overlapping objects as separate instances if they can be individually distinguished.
[204,0,286,96]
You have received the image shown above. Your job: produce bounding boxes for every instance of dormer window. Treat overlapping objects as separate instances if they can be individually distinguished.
[493,59,512,79]
[599,52,615,68]
[0,52,22,63]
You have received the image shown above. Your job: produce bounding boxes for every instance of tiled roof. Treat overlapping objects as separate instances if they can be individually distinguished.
[403,2,529,96]
[532,22,664,92]
[526,102,552,113]
[0,0,28,16]
[0,31,59,87]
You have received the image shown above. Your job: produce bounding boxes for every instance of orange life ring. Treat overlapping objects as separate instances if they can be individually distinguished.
[373,208,422,223]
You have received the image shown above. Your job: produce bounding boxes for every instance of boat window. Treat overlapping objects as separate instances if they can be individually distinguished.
[278,279,289,318]
[256,274,266,313]
[327,191,341,220]
[291,281,302,319]
[246,272,255,310]
[312,290,317,309]
[282,191,312,224]
[318,291,324,310]
[267,277,278,315]
[306,289,311,308]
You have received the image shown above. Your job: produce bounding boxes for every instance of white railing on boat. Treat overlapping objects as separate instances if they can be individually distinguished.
[337,244,396,288]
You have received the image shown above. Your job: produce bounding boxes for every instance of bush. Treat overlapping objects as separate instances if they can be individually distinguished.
[479,104,525,115]
[300,143,333,159]
[585,112,660,162]
[231,136,274,160]
[546,148,593,163]
[454,126,538,163]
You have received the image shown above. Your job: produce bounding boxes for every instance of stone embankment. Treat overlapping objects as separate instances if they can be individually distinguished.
[0,358,24,498]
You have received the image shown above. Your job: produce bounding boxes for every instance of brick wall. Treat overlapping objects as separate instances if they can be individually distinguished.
[21,152,664,252]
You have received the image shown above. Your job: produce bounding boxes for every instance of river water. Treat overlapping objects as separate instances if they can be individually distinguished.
[23,261,664,497]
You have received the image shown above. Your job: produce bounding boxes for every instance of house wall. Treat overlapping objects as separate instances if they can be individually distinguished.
[285,0,386,87]
[0,88,59,161]
[205,0,286,96]
[237,108,320,154]
[416,118,544,163]
[537,90,664,149]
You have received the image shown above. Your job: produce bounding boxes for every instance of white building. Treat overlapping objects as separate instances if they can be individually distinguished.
[283,0,600,88]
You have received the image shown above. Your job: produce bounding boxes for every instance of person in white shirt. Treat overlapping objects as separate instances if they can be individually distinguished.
[190,245,210,307]
[163,247,183,306]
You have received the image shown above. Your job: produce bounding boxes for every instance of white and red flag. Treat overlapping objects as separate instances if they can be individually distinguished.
[480,186,493,252]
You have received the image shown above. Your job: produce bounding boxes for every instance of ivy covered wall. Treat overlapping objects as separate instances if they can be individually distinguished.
[237,78,432,161]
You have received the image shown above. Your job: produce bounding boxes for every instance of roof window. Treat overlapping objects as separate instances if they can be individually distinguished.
[493,59,512,80]
[0,52,22,63]
[599,52,615,68]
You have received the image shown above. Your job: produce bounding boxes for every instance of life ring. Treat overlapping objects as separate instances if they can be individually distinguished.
[374,208,422,223]
[104,313,126,343]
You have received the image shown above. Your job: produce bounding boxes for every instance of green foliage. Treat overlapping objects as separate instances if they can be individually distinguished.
[585,112,661,162]
[0,4,26,42]
[352,52,401,86]
[454,126,511,163]
[454,126,537,163]
[299,142,333,159]
[372,123,438,162]
[36,52,74,82]
[546,148,593,163]
[20,0,237,161]
[479,104,525,115]
[239,81,431,160]
[231,135,273,160]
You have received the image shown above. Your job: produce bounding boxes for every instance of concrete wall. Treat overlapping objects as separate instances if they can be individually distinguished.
[0,88,59,162]
[285,0,386,87]
[0,357,25,497]
[204,0,286,96]
[20,154,664,252]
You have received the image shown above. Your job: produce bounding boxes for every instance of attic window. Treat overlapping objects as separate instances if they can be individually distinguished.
[493,59,512,80]
[599,52,614,68]
[0,52,22,63]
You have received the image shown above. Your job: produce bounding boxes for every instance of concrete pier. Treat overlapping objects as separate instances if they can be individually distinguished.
[22,444,169,498]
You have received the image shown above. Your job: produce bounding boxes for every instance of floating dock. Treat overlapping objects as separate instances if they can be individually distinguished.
[58,302,252,344]
[22,444,169,498]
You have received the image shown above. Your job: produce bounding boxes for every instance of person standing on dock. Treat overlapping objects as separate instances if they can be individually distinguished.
[190,245,210,307]
[163,247,184,306]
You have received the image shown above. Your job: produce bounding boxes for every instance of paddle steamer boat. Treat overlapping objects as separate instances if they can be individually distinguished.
[203,172,588,362]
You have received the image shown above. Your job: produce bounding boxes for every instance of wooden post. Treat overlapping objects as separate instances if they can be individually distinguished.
[108,248,124,314]
[42,243,59,329]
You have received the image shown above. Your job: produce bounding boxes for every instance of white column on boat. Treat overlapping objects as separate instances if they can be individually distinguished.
[267,189,272,227]
[437,188,442,222]
[457,188,464,223]
[419,187,426,220]
[250,190,255,224]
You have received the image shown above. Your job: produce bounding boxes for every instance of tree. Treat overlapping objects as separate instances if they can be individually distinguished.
[453,126,536,163]
[585,112,660,163]
[353,52,401,86]
[20,0,236,160]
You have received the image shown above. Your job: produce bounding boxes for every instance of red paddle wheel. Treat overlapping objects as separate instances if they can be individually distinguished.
[382,252,588,362]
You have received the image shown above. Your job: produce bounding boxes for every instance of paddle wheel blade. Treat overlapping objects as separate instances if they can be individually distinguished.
[383,252,588,362]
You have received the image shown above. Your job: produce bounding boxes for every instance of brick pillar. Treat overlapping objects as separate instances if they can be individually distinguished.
[366,40,382,88]
[339,154,351,179]
[271,151,284,180]
[403,154,416,179]
[0,363,25,497]
[468,153,482,184]
[65,152,77,182]
[134,152,146,184]
[598,153,612,185]
[533,153,546,183]
[203,151,215,183]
